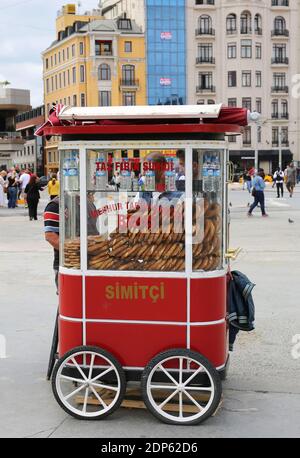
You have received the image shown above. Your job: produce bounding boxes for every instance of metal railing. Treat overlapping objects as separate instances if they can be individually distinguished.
[271,29,289,37]
[271,85,289,93]
[196,57,215,64]
[120,79,139,87]
[196,85,216,93]
[271,57,289,64]
[195,28,215,36]
[272,0,289,6]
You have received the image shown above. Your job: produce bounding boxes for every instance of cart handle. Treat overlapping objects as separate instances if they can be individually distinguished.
[225,247,242,260]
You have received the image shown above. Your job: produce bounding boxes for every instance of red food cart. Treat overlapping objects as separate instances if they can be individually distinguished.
[40,104,248,425]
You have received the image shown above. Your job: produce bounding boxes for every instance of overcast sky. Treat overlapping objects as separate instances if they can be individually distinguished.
[0,0,101,108]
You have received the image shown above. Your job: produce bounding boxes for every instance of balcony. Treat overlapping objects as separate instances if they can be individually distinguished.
[271,0,289,6]
[272,113,279,119]
[95,51,113,57]
[120,79,139,89]
[271,57,289,65]
[255,28,263,35]
[195,28,215,36]
[271,86,289,93]
[196,85,216,93]
[196,56,215,65]
[271,29,289,37]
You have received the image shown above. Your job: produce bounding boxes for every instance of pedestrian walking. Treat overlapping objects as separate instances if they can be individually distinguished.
[47,173,60,200]
[0,170,7,207]
[7,172,18,208]
[273,167,284,198]
[247,170,268,217]
[24,175,43,220]
[18,169,31,204]
[286,162,297,197]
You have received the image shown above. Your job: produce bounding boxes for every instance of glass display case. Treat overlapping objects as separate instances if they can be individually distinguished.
[60,145,226,273]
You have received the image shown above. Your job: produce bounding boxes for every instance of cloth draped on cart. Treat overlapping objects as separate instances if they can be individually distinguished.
[227,270,255,351]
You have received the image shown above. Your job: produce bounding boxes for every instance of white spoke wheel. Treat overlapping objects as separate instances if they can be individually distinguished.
[52,346,126,420]
[141,349,222,425]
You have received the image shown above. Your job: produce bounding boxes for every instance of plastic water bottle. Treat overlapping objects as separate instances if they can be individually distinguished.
[145,161,156,191]
[165,157,176,191]
[213,154,221,192]
[202,155,210,192]
[120,158,132,191]
[95,153,107,191]
[63,151,79,191]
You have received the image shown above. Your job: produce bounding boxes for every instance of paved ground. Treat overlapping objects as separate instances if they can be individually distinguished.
[0,185,300,438]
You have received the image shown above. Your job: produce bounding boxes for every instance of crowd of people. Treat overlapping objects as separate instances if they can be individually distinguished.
[0,167,59,220]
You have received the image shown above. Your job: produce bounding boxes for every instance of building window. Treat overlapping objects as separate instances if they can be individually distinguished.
[198,14,212,34]
[226,13,237,34]
[67,47,69,60]
[272,99,279,118]
[256,43,262,59]
[123,92,136,106]
[50,56,53,67]
[80,93,86,107]
[72,66,76,84]
[257,126,262,143]
[46,79,49,94]
[45,58,49,69]
[198,72,213,90]
[254,14,262,35]
[122,65,135,84]
[281,99,288,118]
[79,42,84,55]
[243,126,252,145]
[62,49,65,61]
[72,44,76,57]
[54,54,57,65]
[256,71,262,87]
[99,91,111,107]
[274,16,286,34]
[68,96,71,105]
[98,64,111,81]
[197,43,213,62]
[241,11,252,34]
[227,43,236,59]
[228,98,237,107]
[73,95,77,106]
[256,98,262,113]
[273,72,286,89]
[59,73,62,89]
[80,65,85,83]
[273,44,287,63]
[272,127,279,146]
[242,97,252,111]
[124,41,132,52]
[281,127,289,145]
[55,74,58,90]
[58,52,61,64]
[241,40,252,58]
[63,71,66,87]
[242,71,251,87]
[228,71,237,87]
[51,76,54,91]
[207,99,215,104]
[67,69,70,85]
[95,40,113,56]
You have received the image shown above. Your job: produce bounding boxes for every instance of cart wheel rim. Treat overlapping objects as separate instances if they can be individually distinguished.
[146,355,216,423]
[55,349,122,418]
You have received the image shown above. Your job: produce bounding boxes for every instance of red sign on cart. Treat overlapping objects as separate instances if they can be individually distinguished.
[85,276,187,322]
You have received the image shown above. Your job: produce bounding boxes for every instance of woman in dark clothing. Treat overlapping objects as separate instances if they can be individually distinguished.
[24,175,43,220]
[7,174,18,208]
